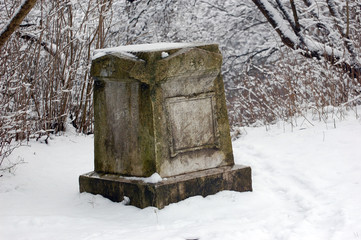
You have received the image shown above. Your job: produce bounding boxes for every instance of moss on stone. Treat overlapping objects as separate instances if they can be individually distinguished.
[138,83,156,176]
[93,78,110,173]
[91,44,235,177]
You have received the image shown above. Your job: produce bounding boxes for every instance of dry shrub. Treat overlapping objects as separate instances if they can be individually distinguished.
[227,49,361,134]
[0,0,113,164]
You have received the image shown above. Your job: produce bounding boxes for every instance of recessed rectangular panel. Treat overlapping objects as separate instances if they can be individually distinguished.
[166,93,218,157]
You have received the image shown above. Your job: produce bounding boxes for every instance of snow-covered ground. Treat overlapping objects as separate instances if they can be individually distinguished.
[1,108,361,240]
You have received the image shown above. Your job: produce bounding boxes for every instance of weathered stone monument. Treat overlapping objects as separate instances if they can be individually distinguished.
[79,43,252,208]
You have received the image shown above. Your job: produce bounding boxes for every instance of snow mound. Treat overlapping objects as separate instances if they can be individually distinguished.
[125,172,163,183]
[1,106,361,240]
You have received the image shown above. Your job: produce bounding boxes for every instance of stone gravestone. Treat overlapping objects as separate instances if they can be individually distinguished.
[79,43,252,209]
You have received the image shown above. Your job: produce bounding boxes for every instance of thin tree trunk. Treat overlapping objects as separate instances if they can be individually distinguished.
[0,0,38,49]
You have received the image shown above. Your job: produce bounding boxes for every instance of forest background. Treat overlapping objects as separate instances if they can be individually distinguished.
[0,0,360,167]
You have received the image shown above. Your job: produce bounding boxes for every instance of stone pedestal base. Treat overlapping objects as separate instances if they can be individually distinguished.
[79,165,252,209]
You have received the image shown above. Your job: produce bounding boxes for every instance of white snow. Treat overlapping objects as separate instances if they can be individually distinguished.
[99,42,208,52]
[92,42,209,60]
[92,50,140,61]
[161,52,170,58]
[1,107,361,240]
[125,172,163,184]
[259,0,300,45]
[304,37,344,59]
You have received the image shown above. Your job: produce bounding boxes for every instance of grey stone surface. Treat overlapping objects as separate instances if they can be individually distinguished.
[80,165,252,209]
[79,43,252,208]
[166,92,218,157]
[90,43,234,177]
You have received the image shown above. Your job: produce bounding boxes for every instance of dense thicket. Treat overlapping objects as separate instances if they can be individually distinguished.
[228,0,361,130]
[1,0,360,163]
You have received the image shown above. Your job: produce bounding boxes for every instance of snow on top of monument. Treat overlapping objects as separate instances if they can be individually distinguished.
[102,42,209,52]
[92,49,139,61]
[92,42,210,60]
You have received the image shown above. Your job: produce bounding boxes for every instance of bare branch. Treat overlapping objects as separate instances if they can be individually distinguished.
[326,0,357,60]
[289,0,300,33]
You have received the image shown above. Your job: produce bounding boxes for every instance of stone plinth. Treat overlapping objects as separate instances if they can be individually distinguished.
[80,165,251,209]
[79,43,252,208]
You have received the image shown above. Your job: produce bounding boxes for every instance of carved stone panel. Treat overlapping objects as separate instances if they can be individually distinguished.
[166,92,219,157]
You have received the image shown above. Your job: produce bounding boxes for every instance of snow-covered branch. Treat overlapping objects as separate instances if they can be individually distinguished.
[251,0,361,82]
[0,0,37,49]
